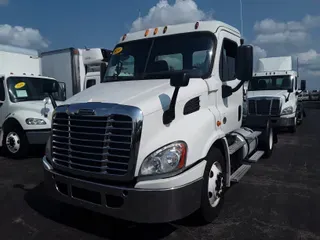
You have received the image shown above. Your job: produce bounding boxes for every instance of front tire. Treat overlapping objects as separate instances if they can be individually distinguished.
[2,127,29,159]
[288,117,297,133]
[297,111,303,125]
[196,147,226,224]
[258,120,274,158]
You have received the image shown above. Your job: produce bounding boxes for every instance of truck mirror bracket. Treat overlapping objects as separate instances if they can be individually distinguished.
[163,87,180,125]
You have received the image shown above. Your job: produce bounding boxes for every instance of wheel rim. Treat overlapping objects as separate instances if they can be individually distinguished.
[5,132,20,153]
[269,127,273,150]
[208,161,223,207]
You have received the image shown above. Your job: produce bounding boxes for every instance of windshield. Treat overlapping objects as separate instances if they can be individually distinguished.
[248,75,293,91]
[103,32,215,82]
[7,77,65,103]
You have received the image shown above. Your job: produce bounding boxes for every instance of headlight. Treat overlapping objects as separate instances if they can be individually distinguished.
[281,106,293,115]
[139,141,187,177]
[25,118,46,125]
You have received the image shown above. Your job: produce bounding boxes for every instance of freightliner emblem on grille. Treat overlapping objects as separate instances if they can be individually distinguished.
[74,109,96,116]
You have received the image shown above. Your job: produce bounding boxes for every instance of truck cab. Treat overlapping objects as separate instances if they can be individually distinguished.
[43,20,275,224]
[245,56,305,133]
[0,45,66,158]
[0,74,65,158]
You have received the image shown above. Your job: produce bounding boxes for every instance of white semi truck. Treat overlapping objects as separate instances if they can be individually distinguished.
[0,44,65,158]
[245,56,306,133]
[41,48,112,99]
[42,20,277,224]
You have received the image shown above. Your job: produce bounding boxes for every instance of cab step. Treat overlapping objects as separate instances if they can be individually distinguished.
[230,164,251,183]
[228,131,262,155]
[247,150,264,163]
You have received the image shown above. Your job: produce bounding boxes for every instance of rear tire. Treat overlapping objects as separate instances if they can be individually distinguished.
[2,126,29,159]
[196,147,226,224]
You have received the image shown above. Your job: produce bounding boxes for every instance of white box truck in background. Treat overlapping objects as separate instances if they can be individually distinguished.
[0,44,66,158]
[245,56,305,133]
[40,48,112,99]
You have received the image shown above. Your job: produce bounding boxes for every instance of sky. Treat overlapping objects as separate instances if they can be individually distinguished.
[0,0,320,89]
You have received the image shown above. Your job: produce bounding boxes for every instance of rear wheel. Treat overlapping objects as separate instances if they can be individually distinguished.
[196,147,226,224]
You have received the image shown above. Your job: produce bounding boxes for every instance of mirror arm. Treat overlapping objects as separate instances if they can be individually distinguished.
[163,87,180,125]
[48,94,57,109]
[232,79,247,93]
[286,93,290,102]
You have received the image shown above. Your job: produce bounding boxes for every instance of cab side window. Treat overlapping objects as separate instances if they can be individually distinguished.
[86,79,96,89]
[0,77,5,101]
[295,77,298,90]
[219,38,238,82]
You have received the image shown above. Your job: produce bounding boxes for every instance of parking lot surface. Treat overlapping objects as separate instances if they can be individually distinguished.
[1,108,320,240]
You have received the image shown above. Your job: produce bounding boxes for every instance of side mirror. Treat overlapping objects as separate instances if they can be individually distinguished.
[300,80,306,91]
[170,72,190,87]
[43,81,59,94]
[235,45,253,81]
[163,72,190,125]
[100,62,108,82]
[222,85,233,98]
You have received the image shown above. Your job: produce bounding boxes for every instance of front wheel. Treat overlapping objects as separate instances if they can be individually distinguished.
[2,128,29,158]
[288,117,297,133]
[297,110,303,126]
[196,147,226,224]
[258,120,274,158]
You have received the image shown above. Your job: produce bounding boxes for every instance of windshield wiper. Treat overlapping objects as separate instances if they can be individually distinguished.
[104,75,136,82]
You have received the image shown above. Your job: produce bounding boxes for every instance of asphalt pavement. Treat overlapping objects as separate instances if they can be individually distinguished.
[1,108,320,240]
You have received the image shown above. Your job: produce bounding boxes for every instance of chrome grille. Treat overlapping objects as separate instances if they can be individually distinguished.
[248,98,281,116]
[51,103,143,182]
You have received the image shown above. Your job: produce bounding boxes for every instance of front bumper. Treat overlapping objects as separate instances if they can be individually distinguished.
[25,129,51,145]
[271,116,295,127]
[43,157,203,223]
[244,115,295,128]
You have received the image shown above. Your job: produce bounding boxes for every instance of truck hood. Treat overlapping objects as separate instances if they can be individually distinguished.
[11,100,64,120]
[64,79,207,116]
[247,90,289,99]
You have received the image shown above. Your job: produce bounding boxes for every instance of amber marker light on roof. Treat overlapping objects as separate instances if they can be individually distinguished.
[154,27,158,35]
[195,21,200,29]
[163,26,168,33]
[145,29,149,37]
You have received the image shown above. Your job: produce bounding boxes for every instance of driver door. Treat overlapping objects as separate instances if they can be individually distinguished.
[0,77,6,133]
[216,31,242,133]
